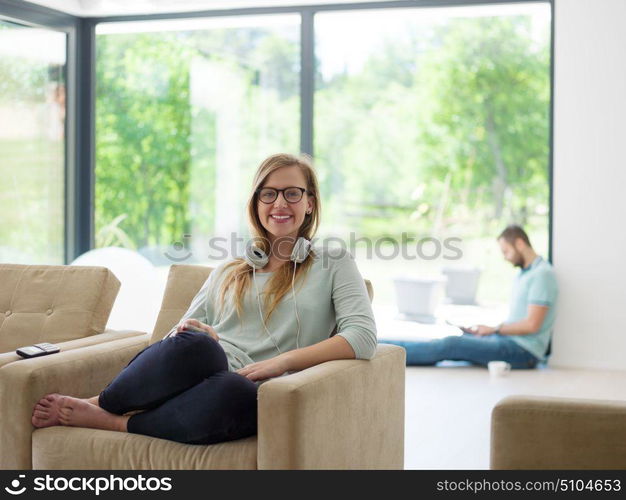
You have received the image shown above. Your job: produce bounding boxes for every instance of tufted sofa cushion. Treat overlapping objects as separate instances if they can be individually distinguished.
[0,264,120,353]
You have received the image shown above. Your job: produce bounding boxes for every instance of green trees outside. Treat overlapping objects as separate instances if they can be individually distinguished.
[96,33,194,250]
[416,16,550,239]
[95,26,300,250]
[315,14,550,242]
[95,13,550,259]
[0,21,66,264]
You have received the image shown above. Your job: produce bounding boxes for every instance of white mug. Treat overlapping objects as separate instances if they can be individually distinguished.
[488,360,511,378]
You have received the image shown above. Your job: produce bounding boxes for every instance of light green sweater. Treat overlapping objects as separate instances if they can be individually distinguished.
[180,246,378,371]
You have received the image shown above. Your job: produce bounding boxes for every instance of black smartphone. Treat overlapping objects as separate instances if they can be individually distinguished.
[16,343,60,359]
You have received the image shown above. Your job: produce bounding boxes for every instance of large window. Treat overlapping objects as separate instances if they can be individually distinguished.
[0,20,66,264]
[95,16,300,264]
[315,3,551,321]
[93,2,551,329]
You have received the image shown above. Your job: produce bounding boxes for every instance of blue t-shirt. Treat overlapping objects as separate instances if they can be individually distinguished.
[506,256,558,361]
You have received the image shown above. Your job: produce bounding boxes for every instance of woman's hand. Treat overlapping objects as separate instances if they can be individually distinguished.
[236,355,290,382]
[176,319,219,342]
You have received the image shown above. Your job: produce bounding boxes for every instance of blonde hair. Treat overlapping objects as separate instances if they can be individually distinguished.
[216,153,321,324]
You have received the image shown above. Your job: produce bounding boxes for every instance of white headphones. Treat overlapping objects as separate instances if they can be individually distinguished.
[244,236,311,354]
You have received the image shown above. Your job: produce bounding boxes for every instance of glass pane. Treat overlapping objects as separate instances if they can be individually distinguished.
[0,20,66,264]
[315,4,551,329]
[95,15,300,267]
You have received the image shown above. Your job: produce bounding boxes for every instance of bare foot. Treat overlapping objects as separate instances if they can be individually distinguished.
[32,394,101,428]
[32,393,63,428]
[58,396,128,432]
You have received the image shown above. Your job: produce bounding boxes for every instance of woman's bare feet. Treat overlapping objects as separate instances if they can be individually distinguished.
[32,393,62,428]
[32,394,127,432]
[57,396,128,432]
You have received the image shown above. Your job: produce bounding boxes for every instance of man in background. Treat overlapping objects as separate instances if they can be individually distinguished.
[380,225,558,369]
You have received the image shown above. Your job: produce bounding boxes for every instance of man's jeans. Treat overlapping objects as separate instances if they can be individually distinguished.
[379,333,539,369]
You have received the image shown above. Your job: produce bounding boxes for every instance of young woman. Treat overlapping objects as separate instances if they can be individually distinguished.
[32,153,377,445]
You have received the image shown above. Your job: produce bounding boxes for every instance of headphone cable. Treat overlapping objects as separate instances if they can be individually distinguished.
[253,265,283,355]
[292,259,302,350]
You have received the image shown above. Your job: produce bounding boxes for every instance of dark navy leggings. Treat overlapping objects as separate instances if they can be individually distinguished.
[98,330,258,445]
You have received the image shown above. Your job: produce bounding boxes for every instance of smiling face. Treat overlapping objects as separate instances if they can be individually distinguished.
[257,165,314,244]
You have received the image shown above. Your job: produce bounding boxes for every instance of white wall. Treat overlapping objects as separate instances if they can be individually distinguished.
[551,0,626,370]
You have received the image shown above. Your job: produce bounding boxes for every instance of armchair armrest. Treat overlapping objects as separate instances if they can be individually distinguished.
[0,329,147,370]
[257,344,405,470]
[0,334,149,469]
[491,395,626,469]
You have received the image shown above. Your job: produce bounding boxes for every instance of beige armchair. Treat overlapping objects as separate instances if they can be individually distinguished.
[29,264,406,469]
[0,263,149,469]
[491,395,626,469]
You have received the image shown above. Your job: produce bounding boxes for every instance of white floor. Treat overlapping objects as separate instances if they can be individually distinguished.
[403,363,626,469]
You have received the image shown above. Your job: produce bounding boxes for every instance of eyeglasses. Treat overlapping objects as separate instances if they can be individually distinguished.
[256,187,311,204]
